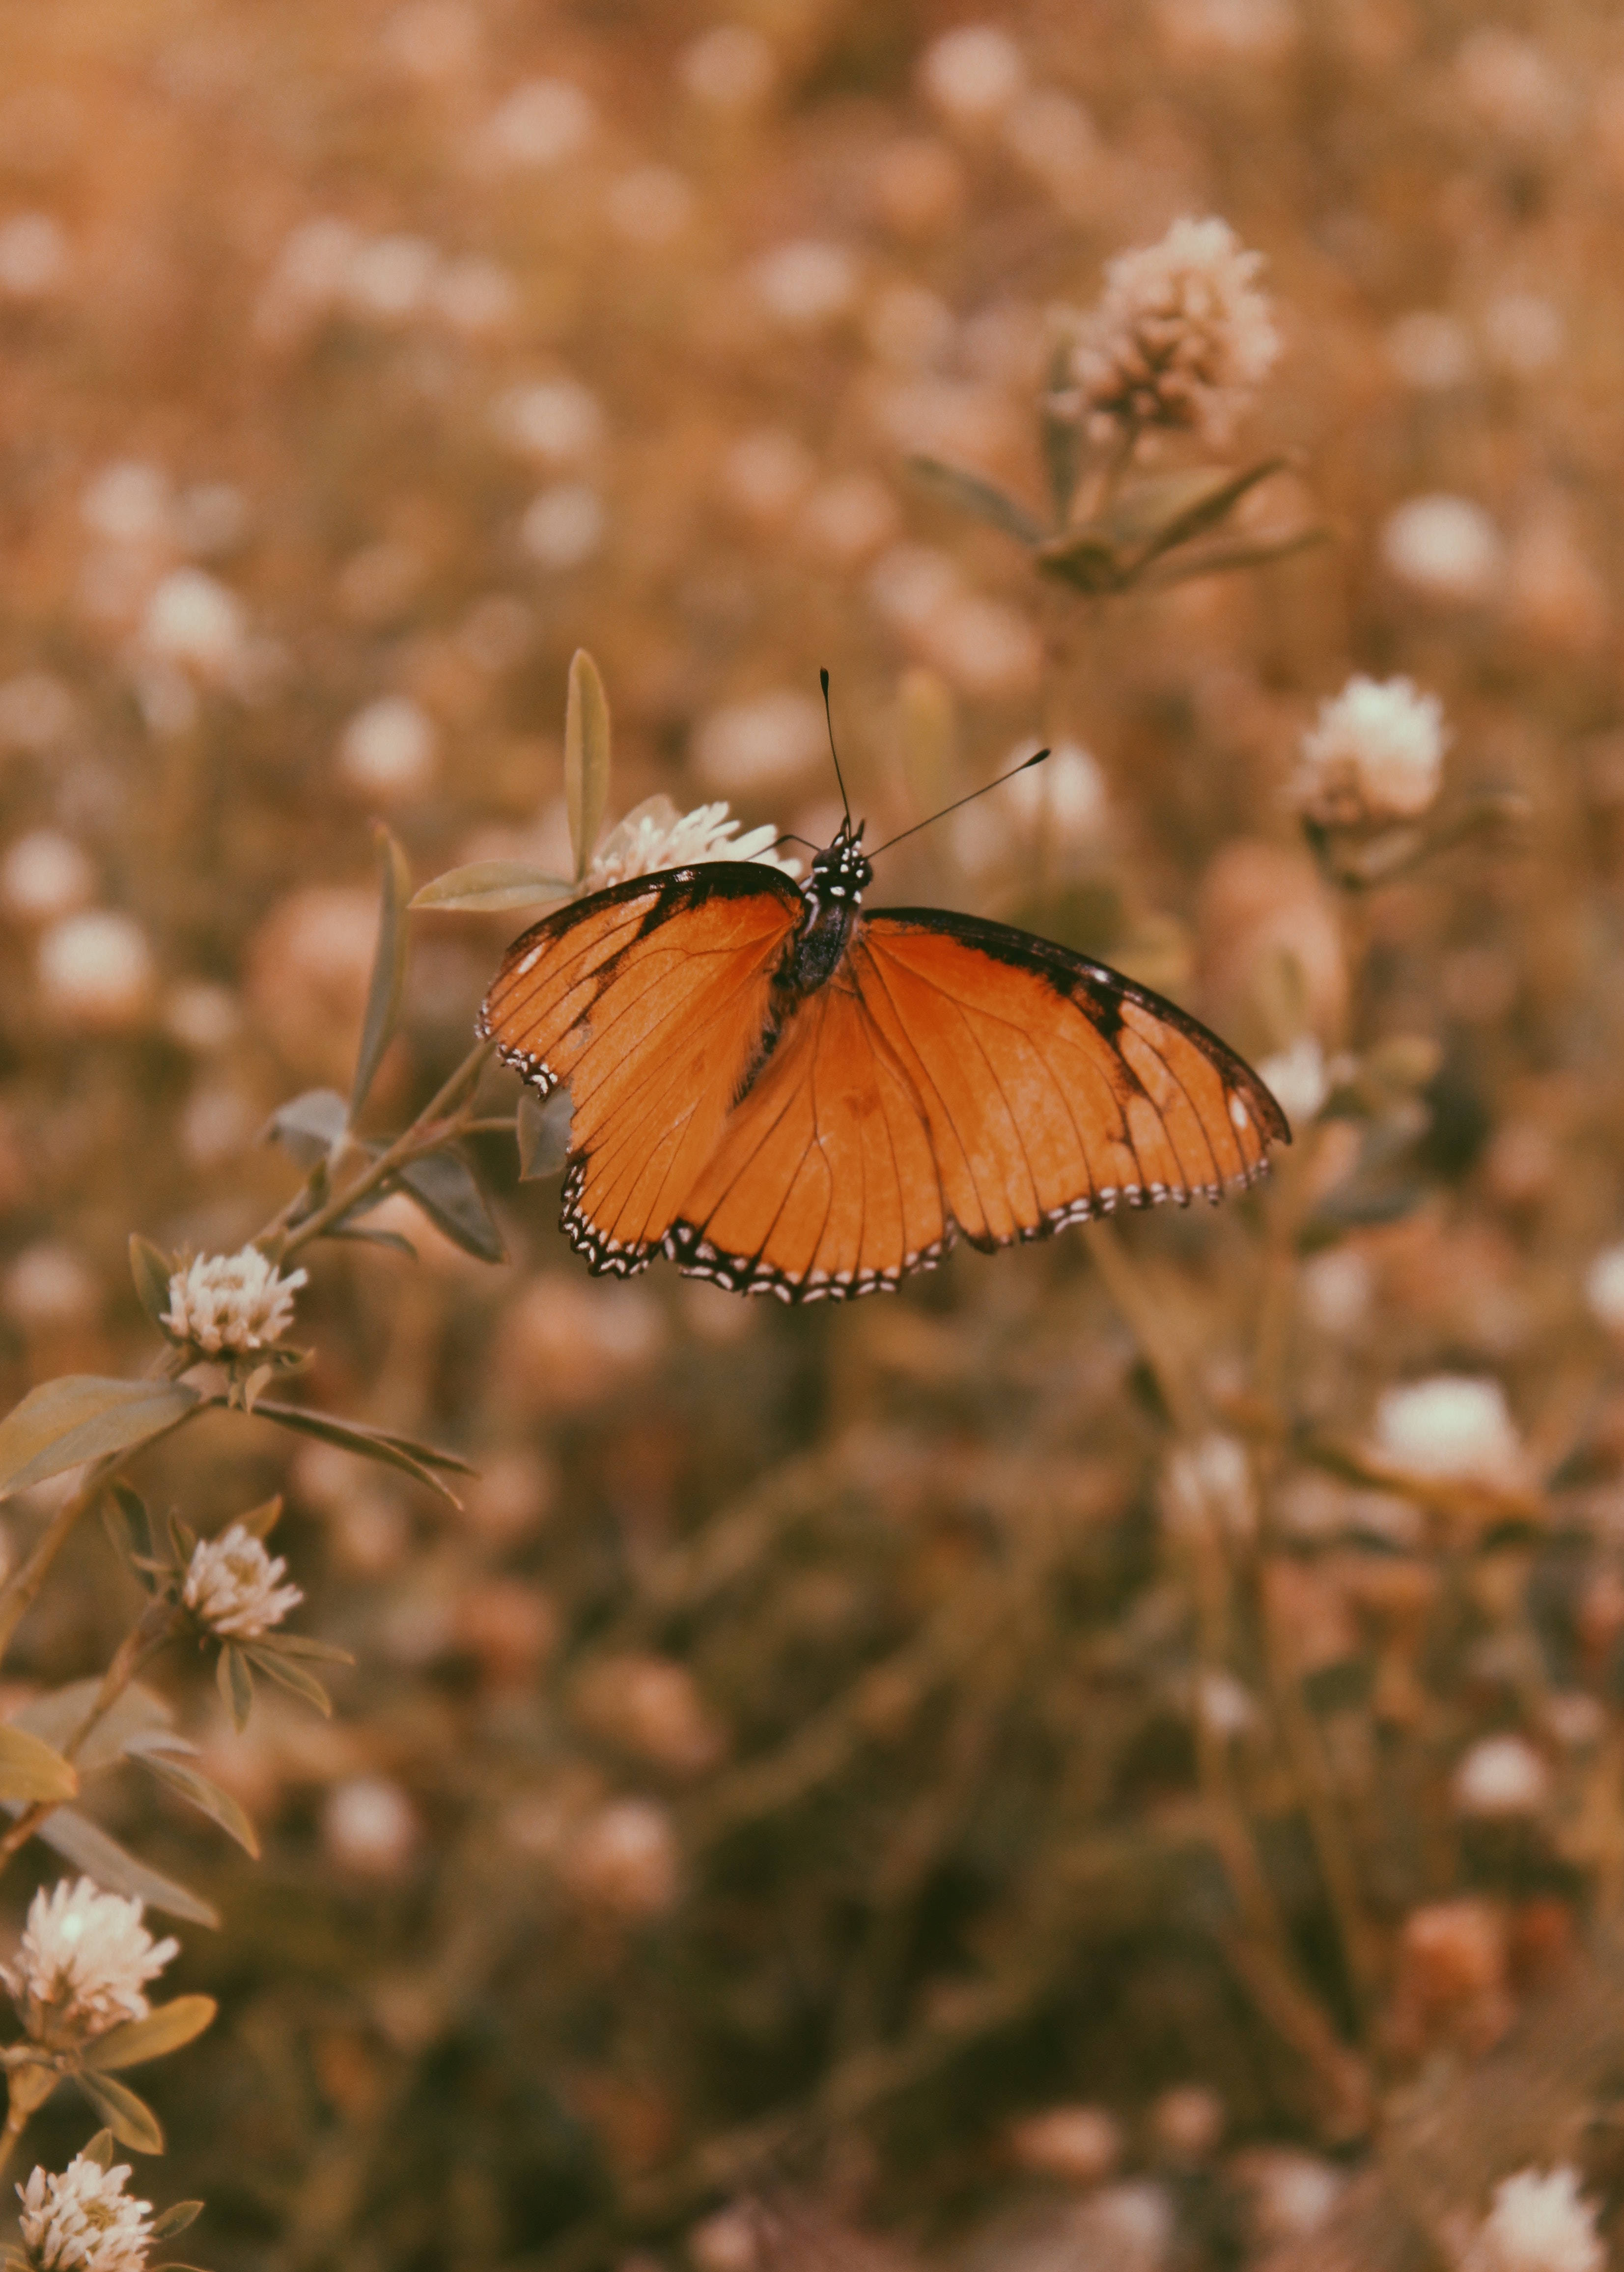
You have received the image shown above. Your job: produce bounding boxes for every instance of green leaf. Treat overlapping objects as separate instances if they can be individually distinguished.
[218,1645,253,1733]
[83,2130,116,2171]
[242,1646,332,1717]
[234,1494,282,1540]
[517,1089,572,1180]
[84,1997,217,2073]
[76,2069,165,2154]
[565,647,612,883]
[408,860,571,915]
[394,1150,505,1263]
[324,1223,418,1258]
[129,1236,174,1332]
[264,1089,348,1169]
[13,1678,175,1774]
[1107,458,1286,564]
[907,456,1048,544]
[149,2205,204,2243]
[245,1402,471,1507]
[1040,342,1084,526]
[36,1808,219,1927]
[0,1377,202,1501]
[0,1724,76,1804]
[254,1632,354,1665]
[349,826,412,1124]
[1031,525,1125,592]
[131,1747,260,1857]
[102,1479,153,1575]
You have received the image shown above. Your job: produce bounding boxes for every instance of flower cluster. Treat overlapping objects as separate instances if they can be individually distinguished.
[182,1523,303,1639]
[1461,2165,1604,2272]
[1294,673,1448,828]
[584,795,802,891]
[1060,216,1279,446]
[1,1879,178,2044]
[161,1247,307,1356]
[16,2157,154,2272]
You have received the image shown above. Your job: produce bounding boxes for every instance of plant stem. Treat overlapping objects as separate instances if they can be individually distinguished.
[279,1040,493,1259]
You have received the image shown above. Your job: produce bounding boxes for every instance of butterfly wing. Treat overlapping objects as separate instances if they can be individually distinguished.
[662,906,1287,1300]
[852,909,1288,1245]
[478,864,804,1275]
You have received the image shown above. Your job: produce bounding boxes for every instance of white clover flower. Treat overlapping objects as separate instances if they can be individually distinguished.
[183,1522,303,1639]
[1462,2165,1604,2272]
[1452,1734,1551,1821]
[1294,673,1448,827]
[585,796,802,891]
[2,1879,178,2042]
[1373,1375,1521,1484]
[1061,215,1279,444]
[1256,1035,1329,1126]
[17,2157,154,2272]
[161,1246,308,1356]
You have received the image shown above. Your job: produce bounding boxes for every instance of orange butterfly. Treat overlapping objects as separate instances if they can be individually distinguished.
[479,802,1289,1302]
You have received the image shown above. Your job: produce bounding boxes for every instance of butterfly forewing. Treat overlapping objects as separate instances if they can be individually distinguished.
[479,865,804,1273]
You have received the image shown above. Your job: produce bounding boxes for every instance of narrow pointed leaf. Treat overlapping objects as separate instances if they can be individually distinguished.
[36,1808,219,1927]
[1041,344,1084,525]
[565,647,611,883]
[517,1088,573,1180]
[908,456,1047,544]
[263,1089,349,1169]
[84,1998,217,2074]
[83,2132,116,2171]
[0,1377,201,1501]
[1033,527,1125,592]
[1109,459,1287,563]
[218,1645,253,1732]
[324,1224,418,1258]
[256,1633,354,1665]
[132,1749,260,1857]
[394,1150,506,1264]
[245,1402,468,1507]
[150,2205,203,2243]
[76,2069,165,2154]
[409,861,571,914]
[102,1480,152,1575]
[1140,524,1335,590]
[0,1724,77,1804]
[349,826,412,1123]
[242,1647,332,1717]
[129,1237,174,1331]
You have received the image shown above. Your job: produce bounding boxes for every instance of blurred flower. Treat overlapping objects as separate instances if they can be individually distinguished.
[918,26,1026,128]
[1483,292,1565,378]
[563,1798,680,1919]
[587,796,801,889]
[0,672,76,753]
[337,695,438,801]
[431,253,517,337]
[1299,1246,1372,1336]
[1230,2147,1344,2246]
[0,832,95,925]
[1060,215,1279,445]
[37,911,155,1032]
[1585,1244,1624,1331]
[688,2204,760,2272]
[520,482,605,569]
[3,1878,178,2042]
[1293,673,1447,827]
[1386,309,1475,391]
[751,240,859,330]
[1456,28,1569,146]
[1158,0,1297,64]
[478,78,595,169]
[679,25,775,110]
[721,429,815,527]
[799,474,898,565]
[491,378,603,464]
[343,234,437,323]
[1255,1035,1328,1126]
[573,1654,728,1774]
[1149,2082,1225,2162]
[380,0,480,80]
[2,1244,99,1333]
[17,2156,154,2272]
[140,568,247,682]
[162,1246,308,1356]
[692,690,827,796]
[1452,1734,1550,1820]
[1196,1670,1258,1739]
[869,137,966,239]
[323,1776,420,1876]
[0,212,70,300]
[1462,2166,1603,2272]
[1373,1375,1521,1483]
[183,1523,303,1638]
[1391,1898,1511,2057]
[452,1579,559,1687]
[1162,1433,1255,1543]
[1380,494,1504,605]
[81,461,171,547]
[1064,2183,1175,2272]
[1007,2104,1122,2186]
[246,884,379,1085]
[163,979,240,1054]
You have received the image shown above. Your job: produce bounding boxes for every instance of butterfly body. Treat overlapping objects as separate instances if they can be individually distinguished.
[479,819,1288,1300]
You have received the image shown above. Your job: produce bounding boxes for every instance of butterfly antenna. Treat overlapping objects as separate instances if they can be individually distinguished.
[819,668,853,828]
[867,746,1052,860]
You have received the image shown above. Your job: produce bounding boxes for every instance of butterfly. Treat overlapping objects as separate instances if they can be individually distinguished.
[479,807,1289,1302]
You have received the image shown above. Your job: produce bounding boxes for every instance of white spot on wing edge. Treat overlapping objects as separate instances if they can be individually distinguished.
[1229,1094,1250,1129]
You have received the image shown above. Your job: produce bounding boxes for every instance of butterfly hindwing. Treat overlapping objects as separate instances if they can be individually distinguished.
[478,864,804,1274]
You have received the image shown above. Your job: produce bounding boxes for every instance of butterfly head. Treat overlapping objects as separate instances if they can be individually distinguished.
[809,816,872,904]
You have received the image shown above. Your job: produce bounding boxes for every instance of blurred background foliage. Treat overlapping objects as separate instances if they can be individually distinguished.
[5,0,1624,2268]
